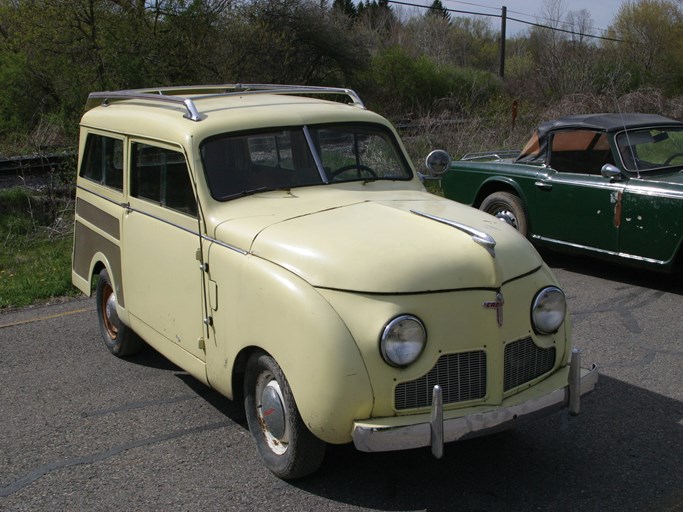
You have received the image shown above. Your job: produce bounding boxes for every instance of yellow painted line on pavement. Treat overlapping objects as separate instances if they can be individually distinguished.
[0,306,95,329]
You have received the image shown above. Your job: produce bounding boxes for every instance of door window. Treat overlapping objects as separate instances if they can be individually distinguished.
[131,143,197,217]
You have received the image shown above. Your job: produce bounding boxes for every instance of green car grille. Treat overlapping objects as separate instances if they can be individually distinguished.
[394,351,487,410]
[503,337,556,391]
[394,338,556,411]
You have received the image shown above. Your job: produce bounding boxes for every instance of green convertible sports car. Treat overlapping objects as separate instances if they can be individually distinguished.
[433,113,683,273]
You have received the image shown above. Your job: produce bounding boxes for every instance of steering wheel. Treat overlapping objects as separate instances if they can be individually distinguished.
[664,152,683,165]
[329,164,378,180]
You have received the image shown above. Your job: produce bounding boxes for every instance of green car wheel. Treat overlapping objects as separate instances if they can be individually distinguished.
[480,191,528,237]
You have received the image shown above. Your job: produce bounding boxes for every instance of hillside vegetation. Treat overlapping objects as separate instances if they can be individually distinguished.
[1,0,682,307]
[1,0,683,157]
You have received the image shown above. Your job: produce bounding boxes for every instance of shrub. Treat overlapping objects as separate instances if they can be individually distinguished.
[361,46,502,117]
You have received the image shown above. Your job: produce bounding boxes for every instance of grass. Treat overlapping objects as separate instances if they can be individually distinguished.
[0,186,78,309]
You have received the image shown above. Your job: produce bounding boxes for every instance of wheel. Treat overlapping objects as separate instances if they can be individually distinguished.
[329,163,377,180]
[95,268,143,357]
[479,191,528,237]
[244,351,326,479]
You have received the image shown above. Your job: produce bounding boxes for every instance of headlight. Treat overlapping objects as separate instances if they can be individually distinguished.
[380,315,427,367]
[531,286,566,334]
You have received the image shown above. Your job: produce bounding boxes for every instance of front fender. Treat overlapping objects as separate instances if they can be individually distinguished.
[204,244,374,444]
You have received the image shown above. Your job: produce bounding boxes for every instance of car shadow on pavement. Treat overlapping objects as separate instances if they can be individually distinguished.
[124,346,248,424]
[540,248,683,295]
[119,329,681,512]
[294,375,682,512]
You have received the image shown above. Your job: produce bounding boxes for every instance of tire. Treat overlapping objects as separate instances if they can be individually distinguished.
[95,268,143,357]
[244,351,326,479]
[479,191,528,237]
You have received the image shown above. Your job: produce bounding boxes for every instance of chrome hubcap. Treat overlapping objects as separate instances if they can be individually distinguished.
[105,294,119,328]
[256,373,289,455]
[101,284,119,339]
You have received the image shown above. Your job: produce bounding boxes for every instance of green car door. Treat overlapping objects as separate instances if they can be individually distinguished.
[529,169,624,253]
[618,180,683,267]
[525,129,625,253]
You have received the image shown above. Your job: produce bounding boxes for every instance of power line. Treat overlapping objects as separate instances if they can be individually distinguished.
[443,0,616,37]
[385,0,627,43]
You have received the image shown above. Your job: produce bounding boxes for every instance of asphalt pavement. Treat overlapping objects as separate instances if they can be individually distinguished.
[0,252,681,512]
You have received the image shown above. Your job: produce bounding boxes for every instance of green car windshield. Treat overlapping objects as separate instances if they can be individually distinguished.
[616,127,683,172]
[201,123,412,200]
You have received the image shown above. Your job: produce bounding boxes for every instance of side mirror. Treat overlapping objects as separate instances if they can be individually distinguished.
[425,150,452,176]
[601,163,624,181]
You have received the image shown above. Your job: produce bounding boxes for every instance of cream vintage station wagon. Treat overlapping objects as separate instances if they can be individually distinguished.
[72,85,597,479]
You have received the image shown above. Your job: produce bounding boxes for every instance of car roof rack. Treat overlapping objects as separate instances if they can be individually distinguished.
[86,84,366,121]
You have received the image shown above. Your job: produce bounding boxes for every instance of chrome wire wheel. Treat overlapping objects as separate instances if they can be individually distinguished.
[493,208,520,229]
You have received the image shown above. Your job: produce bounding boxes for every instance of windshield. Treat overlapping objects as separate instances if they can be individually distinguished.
[616,126,683,172]
[201,123,412,200]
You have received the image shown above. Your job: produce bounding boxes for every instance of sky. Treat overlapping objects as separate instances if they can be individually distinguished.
[426,0,630,36]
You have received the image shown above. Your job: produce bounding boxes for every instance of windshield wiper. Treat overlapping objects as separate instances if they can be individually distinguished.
[218,187,270,201]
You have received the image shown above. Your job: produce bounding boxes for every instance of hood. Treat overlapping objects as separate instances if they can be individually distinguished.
[214,188,543,293]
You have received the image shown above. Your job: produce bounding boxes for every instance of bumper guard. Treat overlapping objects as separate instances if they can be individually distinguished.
[353,348,598,456]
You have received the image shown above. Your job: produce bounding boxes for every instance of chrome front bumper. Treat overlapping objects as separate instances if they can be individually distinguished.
[353,349,598,456]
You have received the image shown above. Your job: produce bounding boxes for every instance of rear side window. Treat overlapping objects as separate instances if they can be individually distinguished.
[131,143,197,217]
[80,134,124,190]
[548,130,612,175]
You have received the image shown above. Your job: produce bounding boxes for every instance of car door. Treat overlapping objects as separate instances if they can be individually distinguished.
[619,179,683,265]
[528,129,623,252]
[121,140,206,363]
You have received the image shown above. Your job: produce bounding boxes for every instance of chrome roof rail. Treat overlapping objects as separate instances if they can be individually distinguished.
[86,84,366,122]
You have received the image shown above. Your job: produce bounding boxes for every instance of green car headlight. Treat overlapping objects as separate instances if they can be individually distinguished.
[531,286,566,334]
[380,315,427,367]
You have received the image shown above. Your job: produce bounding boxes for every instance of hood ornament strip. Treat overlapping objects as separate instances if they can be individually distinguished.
[411,210,496,257]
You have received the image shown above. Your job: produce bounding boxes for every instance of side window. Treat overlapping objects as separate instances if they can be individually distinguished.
[131,143,197,217]
[549,130,613,175]
[80,134,124,190]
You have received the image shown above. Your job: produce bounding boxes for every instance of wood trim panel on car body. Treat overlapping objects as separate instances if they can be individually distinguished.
[72,193,125,307]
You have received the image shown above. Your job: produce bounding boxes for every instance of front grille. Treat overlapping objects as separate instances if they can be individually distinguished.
[395,351,487,410]
[504,337,556,391]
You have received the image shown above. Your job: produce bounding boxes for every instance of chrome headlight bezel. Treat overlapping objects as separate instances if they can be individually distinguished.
[531,286,567,334]
[380,315,427,368]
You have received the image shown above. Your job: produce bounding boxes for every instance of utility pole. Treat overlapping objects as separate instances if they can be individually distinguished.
[499,5,507,79]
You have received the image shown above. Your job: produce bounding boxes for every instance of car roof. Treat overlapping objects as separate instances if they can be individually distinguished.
[537,113,683,136]
[79,85,389,143]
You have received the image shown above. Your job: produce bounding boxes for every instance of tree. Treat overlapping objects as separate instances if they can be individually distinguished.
[357,0,396,33]
[606,0,683,94]
[566,8,593,44]
[427,0,450,22]
[217,0,370,85]
[332,0,356,18]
